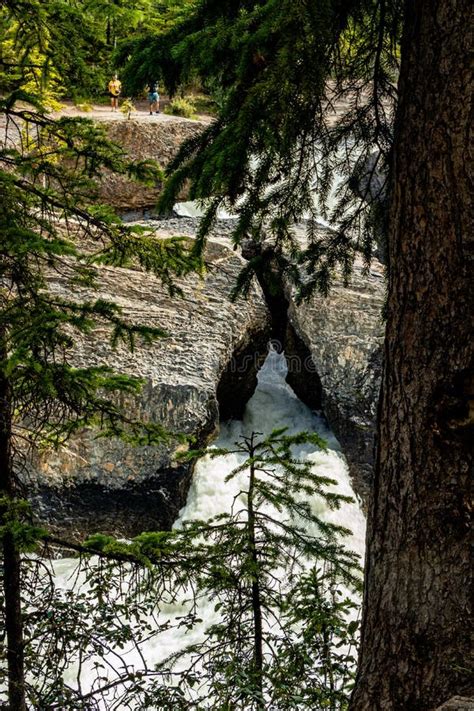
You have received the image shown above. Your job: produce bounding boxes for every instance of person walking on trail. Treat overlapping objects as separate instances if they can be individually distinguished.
[108,74,121,111]
[147,81,160,115]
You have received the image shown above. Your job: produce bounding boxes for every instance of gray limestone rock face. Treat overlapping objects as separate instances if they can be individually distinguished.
[129,218,386,506]
[284,255,385,504]
[97,118,208,210]
[24,236,270,539]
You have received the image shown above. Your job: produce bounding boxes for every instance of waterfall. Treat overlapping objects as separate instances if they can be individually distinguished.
[34,349,366,707]
[177,348,365,556]
[173,171,345,228]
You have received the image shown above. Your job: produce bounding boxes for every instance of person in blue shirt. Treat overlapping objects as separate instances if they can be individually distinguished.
[147,81,160,115]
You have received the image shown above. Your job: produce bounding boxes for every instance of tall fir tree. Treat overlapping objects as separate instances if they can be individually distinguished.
[160,429,360,709]
[0,2,202,706]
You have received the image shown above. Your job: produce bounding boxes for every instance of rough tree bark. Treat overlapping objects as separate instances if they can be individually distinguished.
[351,0,473,708]
[0,337,27,710]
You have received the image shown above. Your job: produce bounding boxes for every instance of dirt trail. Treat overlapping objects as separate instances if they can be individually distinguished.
[53,100,211,124]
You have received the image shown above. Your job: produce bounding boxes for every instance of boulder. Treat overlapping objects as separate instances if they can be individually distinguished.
[284,252,385,503]
[25,234,270,539]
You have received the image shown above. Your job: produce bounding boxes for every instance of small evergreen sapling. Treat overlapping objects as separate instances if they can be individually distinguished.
[157,429,362,710]
[120,98,136,119]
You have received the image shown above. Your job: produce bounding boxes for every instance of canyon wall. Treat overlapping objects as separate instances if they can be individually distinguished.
[284,254,385,503]
[25,233,270,539]
[97,116,208,210]
[28,116,386,534]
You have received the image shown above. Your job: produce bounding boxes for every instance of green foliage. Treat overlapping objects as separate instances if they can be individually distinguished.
[6,429,361,709]
[121,0,400,294]
[114,0,199,96]
[189,92,219,115]
[120,97,136,119]
[164,96,197,118]
[0,498,47,552]
[272,568,359,709]
[11,555,184,708]
[74,100,93,112]
[157,429,361,709]
[81,529,194,567]
[0,0,198,101]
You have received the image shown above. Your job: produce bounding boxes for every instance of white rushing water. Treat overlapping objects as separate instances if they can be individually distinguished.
[48,349,366,707]
[174,199,334,229]
[178,349,365,553]
[173,170,346,228]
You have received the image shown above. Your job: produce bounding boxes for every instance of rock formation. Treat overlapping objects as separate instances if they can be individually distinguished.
[25,233,270,539]
[435,699,474,710]
[97,117,208,210]
[284,252,385,503]
[125,217,386,505]
[95,113,386,505]
[26,108,385,529]
[237,223,385,504]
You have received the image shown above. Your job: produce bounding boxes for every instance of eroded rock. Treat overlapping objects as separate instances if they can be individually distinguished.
[435,698,474,710]
[284,253,385,503]
[136,217,386,504]
[98,118,208,210]
[25,236,270,539]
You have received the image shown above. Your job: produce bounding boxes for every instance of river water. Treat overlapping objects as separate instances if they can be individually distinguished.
[47,348,365,707]
[177,348,365,552]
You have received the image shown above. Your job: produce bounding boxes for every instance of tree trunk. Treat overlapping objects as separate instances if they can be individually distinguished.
[247,450,265,710]
[0,339,27,711]
[351,0,473,708]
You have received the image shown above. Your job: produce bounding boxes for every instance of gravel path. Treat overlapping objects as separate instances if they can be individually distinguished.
[52,100,211,124]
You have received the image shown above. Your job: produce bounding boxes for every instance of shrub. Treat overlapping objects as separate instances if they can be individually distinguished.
[120,98,135,119]
[190,93,218,116]
[74,101,93,112]
[164,97,197,119]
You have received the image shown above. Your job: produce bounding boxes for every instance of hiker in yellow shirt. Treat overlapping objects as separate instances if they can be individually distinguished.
[108,74,121,111]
